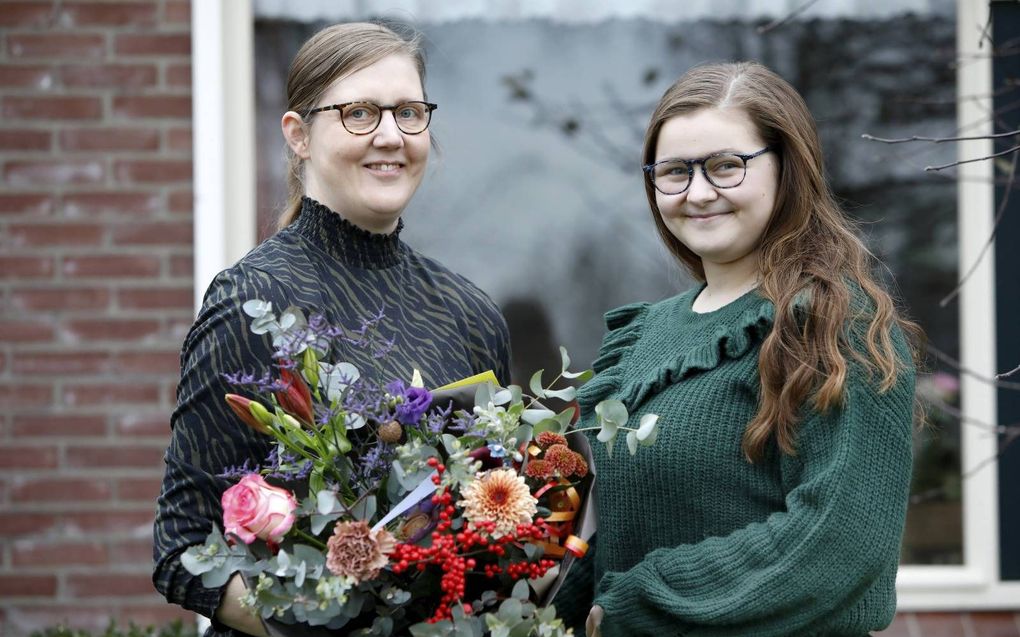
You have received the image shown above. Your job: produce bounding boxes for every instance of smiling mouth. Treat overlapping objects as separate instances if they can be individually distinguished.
[685,211,732,219]
[364,162,404,173]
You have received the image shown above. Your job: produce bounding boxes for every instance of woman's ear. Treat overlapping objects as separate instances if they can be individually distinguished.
[281,111,311,159]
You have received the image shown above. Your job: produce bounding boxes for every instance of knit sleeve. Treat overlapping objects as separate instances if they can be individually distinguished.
[592,351,915,637]
[152,266,283,631]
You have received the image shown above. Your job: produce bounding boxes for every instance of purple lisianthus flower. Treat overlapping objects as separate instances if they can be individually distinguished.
[395,386,433,426]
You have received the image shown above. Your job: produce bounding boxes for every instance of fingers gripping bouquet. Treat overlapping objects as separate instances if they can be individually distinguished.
[182,302,659,637]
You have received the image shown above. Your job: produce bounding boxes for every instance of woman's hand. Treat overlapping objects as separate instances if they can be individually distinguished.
[215,573,271,637]
[586,605,604,637]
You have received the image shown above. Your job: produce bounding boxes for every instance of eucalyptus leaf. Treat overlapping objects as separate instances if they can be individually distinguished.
[562,368,594,382]
[351,494,377,522]
[498,598,523,622]
[528,370,546,399]
[559,346,572,373]
[492,388,513,406]
[311,512,340,535]
[521,408,555,425]
[317,490,339,515]
[474,382,494,408]
[200,560,236,588]
[595,399,628,427]
[637,413,660,443]
[626,430,639,455]
[511,578,530,600]
[542,386,576,401]
[242,299,272,318]
[533,418,563,436]
[180,546,216,575]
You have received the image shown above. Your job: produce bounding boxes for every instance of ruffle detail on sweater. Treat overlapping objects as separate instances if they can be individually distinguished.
[577,302,650,412]
[619,300,774,410]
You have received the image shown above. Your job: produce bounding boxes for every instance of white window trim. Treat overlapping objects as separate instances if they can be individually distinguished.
[191,0,256,313]
[896,0,1020,609]
[192,0,1018,612]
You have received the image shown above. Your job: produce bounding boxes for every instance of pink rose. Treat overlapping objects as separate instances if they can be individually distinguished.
[221,474,297,544]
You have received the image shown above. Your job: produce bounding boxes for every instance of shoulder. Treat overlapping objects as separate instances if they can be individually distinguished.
[402,247,506,321]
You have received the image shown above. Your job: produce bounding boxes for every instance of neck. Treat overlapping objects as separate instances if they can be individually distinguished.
[695,257,761,312]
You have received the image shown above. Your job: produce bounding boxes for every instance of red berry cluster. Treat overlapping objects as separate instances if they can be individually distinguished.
[389,458,557,623]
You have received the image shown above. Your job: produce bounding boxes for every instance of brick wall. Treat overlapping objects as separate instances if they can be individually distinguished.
[0,1,194,634]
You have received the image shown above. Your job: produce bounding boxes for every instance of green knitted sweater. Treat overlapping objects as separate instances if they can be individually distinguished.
[554,286,914,637]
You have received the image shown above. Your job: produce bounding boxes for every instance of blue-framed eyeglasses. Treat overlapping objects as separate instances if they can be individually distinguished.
[643,146,772,195]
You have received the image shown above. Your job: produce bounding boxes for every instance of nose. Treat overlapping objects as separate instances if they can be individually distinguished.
[684,165,718,206]
[372,110,405,148]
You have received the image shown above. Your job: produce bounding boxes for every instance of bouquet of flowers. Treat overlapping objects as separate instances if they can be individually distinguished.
[182,302,659,637]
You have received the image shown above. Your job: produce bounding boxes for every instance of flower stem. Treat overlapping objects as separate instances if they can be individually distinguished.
[293,527,328,550]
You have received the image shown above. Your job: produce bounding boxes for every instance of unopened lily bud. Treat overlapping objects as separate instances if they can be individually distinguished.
[276,367,315,425]
[302,348,320,389]
[248,400,276,429]
[225,394,271,435]
[281,413,303,430]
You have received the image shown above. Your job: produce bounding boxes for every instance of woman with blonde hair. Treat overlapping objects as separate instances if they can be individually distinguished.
[556,61,919,637]
[153,22,510,636]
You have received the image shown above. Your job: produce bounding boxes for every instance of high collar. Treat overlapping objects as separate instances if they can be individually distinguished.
[291,196,404,269]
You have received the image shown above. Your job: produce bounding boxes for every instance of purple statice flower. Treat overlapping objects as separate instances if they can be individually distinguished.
[264,446,313,481]
[218,458,259,479]
[445,409,480,435]
[423,401,453,434]
[342,379,393,425]
[221,370,258,387]
[357,443,393,483]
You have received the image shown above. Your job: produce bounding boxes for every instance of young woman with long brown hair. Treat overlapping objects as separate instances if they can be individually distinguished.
[556,61,919,637]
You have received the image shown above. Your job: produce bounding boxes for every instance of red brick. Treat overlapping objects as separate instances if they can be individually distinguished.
[0,445,58,469]
[0,193,53,216]
[0,384,53,408]
[7,222,103,247]
[60,127,160,151]
[118,286,192,310]
[5,160,104,186]
[63,319,163,342]
[164,0,190,24]
[115,412,170,437]
[166,62,191,86]
[61,1,158,27]
[0,3,56,28]
[169,254,193,276]
[0,65,56,89]
[0,574,57,597]
[109,536,154,563]
[61,254,162,278]
[968,612,1020,637]
[63,509,155,534]
[10,477,112,503]
[117,476,162,501]
[113,95,191,119]
[62,191,160,217]
[63,381,161,407]
[915,612,967,637]
[3,96,102,120]
[168,188,193,212]
[0,129,51,150]
[66,444,164,468]
[115,33,190,56]
[67,573,155,598]
[12,539,108,567]
[114,159,191,183]
[114,350,181,375]
[0,255,55,278]
[0,512,59,538]
[0,319,55,341]
[61,63,157,88]
[8,34,106,60]
[11,414,107,437]
[11,287,110,311]
[112,220,191,245]
[119,605,196,626]
[167,126,192,150]
[12,351,112,375]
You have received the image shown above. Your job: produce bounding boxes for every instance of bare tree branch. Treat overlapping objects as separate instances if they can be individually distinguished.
[997,362,1020,380]
[937,148,1017,305]
[756,0,821,34]
[862,129,1020,144]
[925,343,1020,390]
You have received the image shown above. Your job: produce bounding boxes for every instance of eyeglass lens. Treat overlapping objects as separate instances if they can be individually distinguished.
[341,102,431,134]
[652,154,748,194]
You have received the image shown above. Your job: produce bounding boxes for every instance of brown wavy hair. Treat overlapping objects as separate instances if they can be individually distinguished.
[642,61,922,461]
[277,21,427,230]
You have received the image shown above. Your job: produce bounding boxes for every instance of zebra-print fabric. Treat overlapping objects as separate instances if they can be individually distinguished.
[152,197,511,632]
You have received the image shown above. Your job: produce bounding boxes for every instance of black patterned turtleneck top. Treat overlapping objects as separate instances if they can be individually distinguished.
[153,197,511,634]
